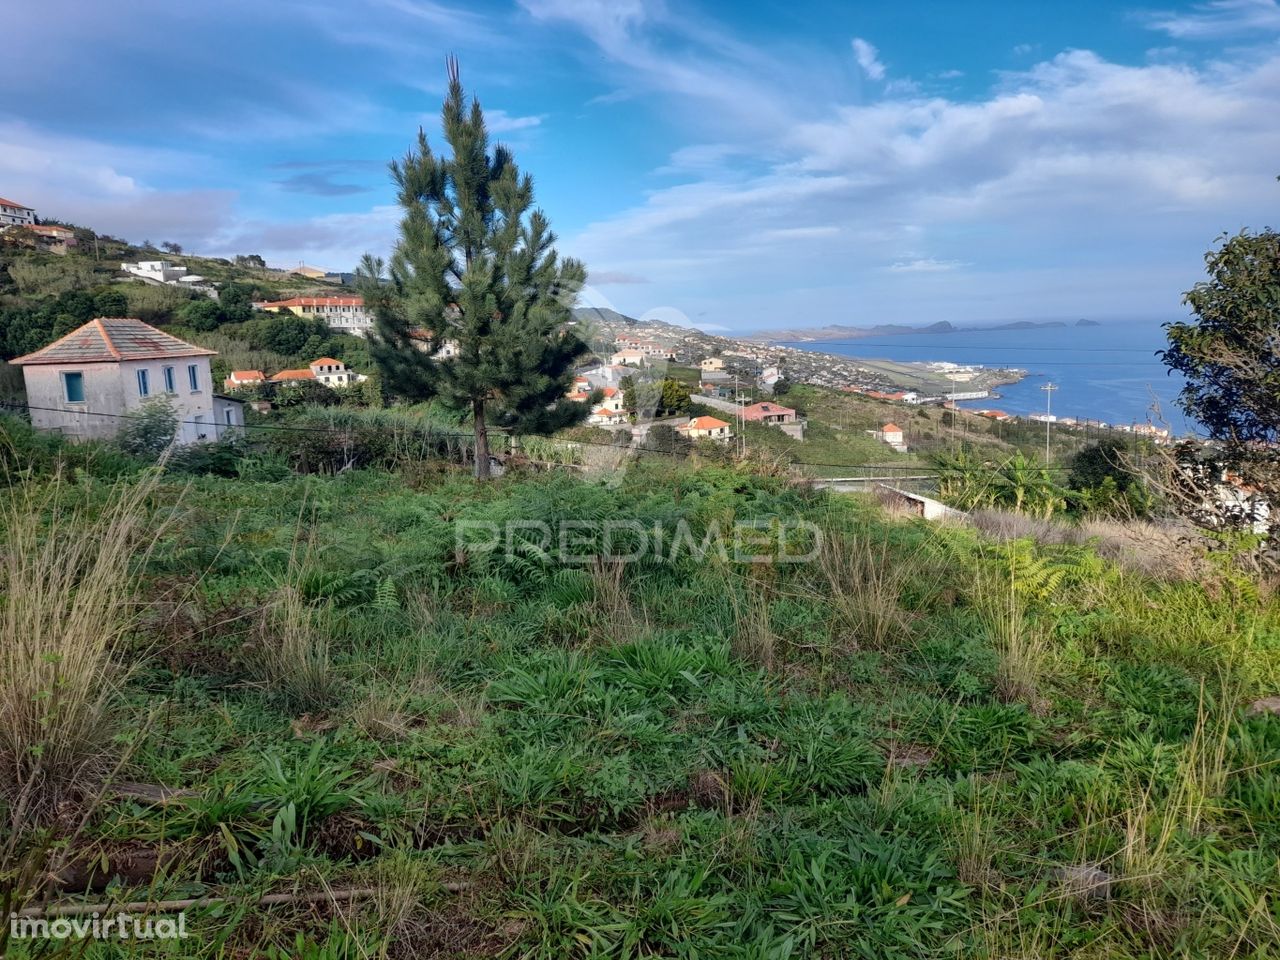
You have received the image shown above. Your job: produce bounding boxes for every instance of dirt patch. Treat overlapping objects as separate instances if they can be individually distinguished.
[690,769,730,811]
[313,812,382,862]
[883,741,936,770]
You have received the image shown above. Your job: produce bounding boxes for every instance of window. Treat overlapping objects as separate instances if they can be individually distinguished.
[224,408,233,425]
[163,366,176,393]
[187,364,200,391]
[194,414,206,439]
[63,371,85,403]
[137,369,150,397]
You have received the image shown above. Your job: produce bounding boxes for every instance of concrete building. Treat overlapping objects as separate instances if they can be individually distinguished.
[10,318,231,444]
[121,260,190,284]
[254,296,372,336]
[699,357,725,372]
[28,224,77,251]
[0,196,36,227]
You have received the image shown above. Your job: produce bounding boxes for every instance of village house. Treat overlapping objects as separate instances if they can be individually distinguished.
[28,224,78,252]
[741,401,796,426]
[223,369,266,391]
[868,422,907,452]
[677,415,733,442]
[268,358,366,388]
[597,386,625,412]
[588,407,628,426]
[610,348,649,367]
[759,365,783,390]
[699,357,725,372]
[255,296,372,337]
[10,317,243,444]
[0,196,36,227]
[976,409,1013,422]
[634,341,677,360]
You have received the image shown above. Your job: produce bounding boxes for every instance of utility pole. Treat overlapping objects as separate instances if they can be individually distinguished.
[1041,382,1058,462]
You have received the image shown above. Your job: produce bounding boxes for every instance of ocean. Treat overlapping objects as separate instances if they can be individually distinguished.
[780,319,1194,434]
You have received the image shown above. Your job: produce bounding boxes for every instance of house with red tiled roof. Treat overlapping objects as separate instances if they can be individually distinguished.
[224,369,266,390]
[10,318,242,444]
[588,406,627,426]
[867,422,907,452]
[677,415,733,442]
[0,196,35,228]
[741,401,796,425]
[254,295,371,336]
[267,358,366,388]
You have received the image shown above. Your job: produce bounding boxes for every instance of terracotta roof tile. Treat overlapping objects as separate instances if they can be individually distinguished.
[11,318,215,365]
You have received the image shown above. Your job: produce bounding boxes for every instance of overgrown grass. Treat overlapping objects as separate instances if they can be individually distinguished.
[0,471,167,833]
[1,455,1277,957]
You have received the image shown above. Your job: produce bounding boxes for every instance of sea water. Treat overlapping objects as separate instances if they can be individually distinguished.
[782,319,1193,434]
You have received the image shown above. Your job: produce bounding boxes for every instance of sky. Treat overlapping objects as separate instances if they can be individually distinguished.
[4,0,1280,332]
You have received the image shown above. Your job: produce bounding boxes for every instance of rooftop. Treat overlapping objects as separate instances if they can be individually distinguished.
[11,318,216,366]
[257,296,364,308]
[0,197,33,210]
[682,416,730,431]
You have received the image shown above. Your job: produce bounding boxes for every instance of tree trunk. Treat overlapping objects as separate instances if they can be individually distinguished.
[473,397,491,480]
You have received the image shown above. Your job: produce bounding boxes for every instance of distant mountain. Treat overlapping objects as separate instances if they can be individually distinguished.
[1076,318,1101,327]
[749,319,1076,341]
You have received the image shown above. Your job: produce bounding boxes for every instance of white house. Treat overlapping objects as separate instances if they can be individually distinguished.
[0,196,36,227]
[308,357,365,387]
[11,318,231,444]
[268,358,366,389]
[121,260,190,284]
[588,407,628,426]
[611,349,649,367]
[255,296,373,337]
[868,422,907,452]
[223,369,266,391]
[677,415,733,442]
[700,357,726,372]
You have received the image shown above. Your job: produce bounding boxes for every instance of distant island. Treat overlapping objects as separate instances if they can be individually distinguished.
[750,318,1102,342]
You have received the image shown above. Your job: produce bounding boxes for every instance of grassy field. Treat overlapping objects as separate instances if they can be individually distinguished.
[2,435,1278,958]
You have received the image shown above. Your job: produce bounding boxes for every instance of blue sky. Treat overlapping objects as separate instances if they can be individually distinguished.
[4,0,1280,331]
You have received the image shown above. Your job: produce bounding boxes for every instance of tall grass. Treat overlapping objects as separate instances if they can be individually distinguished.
[975,565,1051,709]
[817,524,919,651]
[250,585,340,713]
[0,471,167,831]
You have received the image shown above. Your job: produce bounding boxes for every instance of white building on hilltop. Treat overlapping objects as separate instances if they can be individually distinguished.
[121,260,189,284]
[11,318,243,444]
[0,196,36,227]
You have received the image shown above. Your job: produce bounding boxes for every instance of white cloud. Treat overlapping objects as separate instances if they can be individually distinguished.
[486,109,545,133]
[887,258,964,272]
[560,42,1280,325]
[209,205,400,271]
[1144,0,1280,38]
[851,38,886,81]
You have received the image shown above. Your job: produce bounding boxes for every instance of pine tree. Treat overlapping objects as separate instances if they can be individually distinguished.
[357,58,590,479]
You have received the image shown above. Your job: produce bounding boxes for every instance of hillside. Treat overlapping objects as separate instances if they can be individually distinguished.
[1,427,1276,957]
